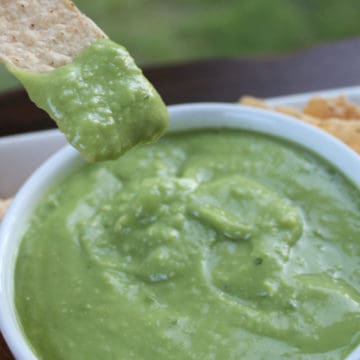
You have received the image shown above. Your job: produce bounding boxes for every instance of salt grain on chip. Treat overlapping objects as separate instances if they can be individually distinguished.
[0,0,106,72]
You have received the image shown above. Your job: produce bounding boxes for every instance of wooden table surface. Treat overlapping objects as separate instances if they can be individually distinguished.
[2,36,360,358]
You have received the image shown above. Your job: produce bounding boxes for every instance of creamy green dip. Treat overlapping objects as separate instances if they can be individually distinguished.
[8,39,169,161]
[15,130,360,359]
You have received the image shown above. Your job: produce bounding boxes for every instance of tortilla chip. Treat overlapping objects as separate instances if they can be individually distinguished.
[239,96,272,110]
[240,96,317,124]
[304,96,360,120]
[317,119,360,154]
[0,198,12,220]
[239,96,360,154]
[0,0,106,72]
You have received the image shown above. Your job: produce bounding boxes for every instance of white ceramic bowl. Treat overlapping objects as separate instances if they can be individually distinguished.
[0,104,359,360]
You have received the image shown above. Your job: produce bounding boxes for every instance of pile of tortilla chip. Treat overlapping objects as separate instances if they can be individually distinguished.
[240,95,360,155]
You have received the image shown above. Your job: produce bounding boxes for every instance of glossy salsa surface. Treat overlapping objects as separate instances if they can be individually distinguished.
[16,130,360,359]
[9,39,169,161]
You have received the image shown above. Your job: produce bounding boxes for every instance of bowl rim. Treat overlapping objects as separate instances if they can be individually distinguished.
[0,103,359,360]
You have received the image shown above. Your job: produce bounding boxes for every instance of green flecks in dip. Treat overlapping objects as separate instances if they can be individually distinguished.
[15,130,360,359]
[8,39,169,161]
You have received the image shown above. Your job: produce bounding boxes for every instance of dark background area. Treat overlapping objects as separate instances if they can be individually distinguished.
[1,0,360,92]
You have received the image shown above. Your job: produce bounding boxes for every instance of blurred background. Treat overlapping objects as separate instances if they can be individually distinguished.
[1,0,360,93]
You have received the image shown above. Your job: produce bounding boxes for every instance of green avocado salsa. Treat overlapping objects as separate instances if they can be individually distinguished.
[8,39,169,161]
[15,130,360,359]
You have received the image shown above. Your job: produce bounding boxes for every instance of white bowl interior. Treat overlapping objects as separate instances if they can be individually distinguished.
[0,103,359,359]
